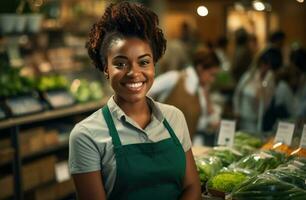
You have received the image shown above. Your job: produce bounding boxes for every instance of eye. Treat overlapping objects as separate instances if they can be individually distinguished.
[114,61,127,68]
[139,59,150,67]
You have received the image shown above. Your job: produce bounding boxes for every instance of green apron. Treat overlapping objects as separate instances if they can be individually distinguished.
[102,106,186,200]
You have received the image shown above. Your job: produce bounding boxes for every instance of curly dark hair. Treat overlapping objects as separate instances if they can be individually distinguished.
[86,1,167,72]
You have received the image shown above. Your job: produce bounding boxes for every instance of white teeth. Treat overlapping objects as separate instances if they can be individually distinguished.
[125,82,143,89]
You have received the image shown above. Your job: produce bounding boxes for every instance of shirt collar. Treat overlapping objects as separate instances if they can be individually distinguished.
[107,95,164,122]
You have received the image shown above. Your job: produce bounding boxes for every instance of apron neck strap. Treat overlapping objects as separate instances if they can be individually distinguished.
[102,106,122,148]
[103,105,180,147]
[163,119,180,146]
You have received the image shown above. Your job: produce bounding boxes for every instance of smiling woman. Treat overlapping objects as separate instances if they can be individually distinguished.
[68,2,201,200]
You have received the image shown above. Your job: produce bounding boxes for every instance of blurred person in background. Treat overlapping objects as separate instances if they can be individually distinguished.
[233,47,283,133]
[268,30,287,64]
[215,36,231,71]
[231,28,254,83]
[69,2,201,200]
[249,34,259,56]
[156,38,190,75]
[263,47,306,131]
[149,49,221,145]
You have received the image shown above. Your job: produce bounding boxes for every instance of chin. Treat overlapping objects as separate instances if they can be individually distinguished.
[117,93,147,104]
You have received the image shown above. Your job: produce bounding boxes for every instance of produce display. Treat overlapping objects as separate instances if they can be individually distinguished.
[0,62,105,119]
[70,79,104,103]
[231,174,306,200]
[196,156,223,183]
[229,150,287,174]
[208,147,242,167]
[0,67,35,97]
[196,131,306,200]
[36,75,68,91]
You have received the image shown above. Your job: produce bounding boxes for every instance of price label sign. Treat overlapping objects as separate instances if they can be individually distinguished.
[217,120,236,147]
[6,96,43,116]
[46,90,75,108]
[300,125,306,148]
[55,161,70,183]
[275,122,295,145]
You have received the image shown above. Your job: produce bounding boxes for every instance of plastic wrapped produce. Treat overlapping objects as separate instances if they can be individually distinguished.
[209,147,243,167]
[229,150,287,173]
[231,174,306,200]
[207,171,248,194]
[195,155,223,184]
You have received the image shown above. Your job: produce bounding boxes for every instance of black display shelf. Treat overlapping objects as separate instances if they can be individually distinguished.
[0,99,107,130]
[0,98,108,200]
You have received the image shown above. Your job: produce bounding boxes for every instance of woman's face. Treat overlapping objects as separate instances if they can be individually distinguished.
[105,37,155,105]
[198,66,220,87]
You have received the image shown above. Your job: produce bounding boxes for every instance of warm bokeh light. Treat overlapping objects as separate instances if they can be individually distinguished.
[253,1,265,11]
[297,0,304,3]
[197,6,208,17]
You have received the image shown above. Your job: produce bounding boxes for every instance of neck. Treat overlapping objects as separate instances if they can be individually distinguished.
[113,96,150,117]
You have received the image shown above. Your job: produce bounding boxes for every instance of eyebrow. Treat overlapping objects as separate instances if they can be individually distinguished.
[138,54,152,59]
[112,54,152,60]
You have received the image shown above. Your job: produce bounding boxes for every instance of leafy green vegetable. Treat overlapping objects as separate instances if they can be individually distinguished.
[234,131,263,148]
[209,147,242,167]
[207,171,247,193]
[231,174,306,200]
[195,156,222,184]
[229,150,287,173]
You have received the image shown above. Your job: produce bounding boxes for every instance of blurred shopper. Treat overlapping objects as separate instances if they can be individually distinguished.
[231,28,253,83]
[215,36,231,71]
[157,39,190,75]
[268,30,287,64]
[249,34,259,56]
[233,48,282,133]
[149,49,221,144]
[69,2,201,200]
[263,47,306,131]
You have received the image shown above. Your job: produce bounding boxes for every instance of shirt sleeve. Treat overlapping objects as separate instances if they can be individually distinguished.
[148,71,180,101]
[69,124,102,174]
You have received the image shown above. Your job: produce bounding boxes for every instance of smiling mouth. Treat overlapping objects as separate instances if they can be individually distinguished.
[124,82,144,91]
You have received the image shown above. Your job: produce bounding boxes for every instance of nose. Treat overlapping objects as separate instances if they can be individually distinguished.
[126,63,140,77]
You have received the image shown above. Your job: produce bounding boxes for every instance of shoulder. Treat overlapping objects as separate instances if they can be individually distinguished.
[155,102,191,151]
[155,101,185,122]
[70,108,109,143]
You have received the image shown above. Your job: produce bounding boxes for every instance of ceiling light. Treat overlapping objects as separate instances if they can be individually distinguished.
[197,6,208,17]
[253,1,265,11]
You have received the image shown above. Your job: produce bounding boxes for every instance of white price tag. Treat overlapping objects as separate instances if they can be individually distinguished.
[274,122,295,145]
[217,120,236,147]
[300,124,306,148]
[55,161,70,183]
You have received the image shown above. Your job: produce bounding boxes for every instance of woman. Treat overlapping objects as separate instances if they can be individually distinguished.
[233,47,282,133]
[263,47,306,131]
[149,49,221,145]
[68,2,201,200]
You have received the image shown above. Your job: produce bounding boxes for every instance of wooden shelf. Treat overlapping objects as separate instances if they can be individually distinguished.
[0,98,108,130]
[0,142,69,167]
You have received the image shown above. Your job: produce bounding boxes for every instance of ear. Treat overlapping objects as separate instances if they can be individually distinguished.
[103,66,109,79]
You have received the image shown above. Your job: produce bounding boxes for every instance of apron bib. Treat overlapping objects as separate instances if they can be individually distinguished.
[102,106,186,200]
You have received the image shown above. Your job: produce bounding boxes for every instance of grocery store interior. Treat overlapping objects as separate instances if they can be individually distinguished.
[0,0,306,200]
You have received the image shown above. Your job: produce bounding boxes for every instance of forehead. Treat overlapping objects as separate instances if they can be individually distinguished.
[107,37,152,57]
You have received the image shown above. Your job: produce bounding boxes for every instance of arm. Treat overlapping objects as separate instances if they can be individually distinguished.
[69,125,105,200]
[179,149,201,200]
[72,171,106,200]
[233,72,249,116]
